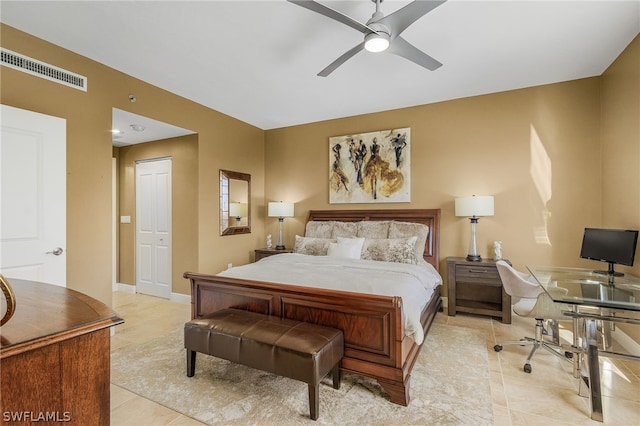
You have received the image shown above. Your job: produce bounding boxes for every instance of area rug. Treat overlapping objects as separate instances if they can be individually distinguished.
[111,322,493,425]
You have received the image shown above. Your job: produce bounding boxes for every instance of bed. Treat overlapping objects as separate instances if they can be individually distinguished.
[184,209,442,406]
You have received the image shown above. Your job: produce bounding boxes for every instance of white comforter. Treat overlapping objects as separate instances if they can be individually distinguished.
[218,254,442,344]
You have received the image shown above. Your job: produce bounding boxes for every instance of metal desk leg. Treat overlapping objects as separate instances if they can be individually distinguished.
[585,318,603,422]
[572,316,581,379]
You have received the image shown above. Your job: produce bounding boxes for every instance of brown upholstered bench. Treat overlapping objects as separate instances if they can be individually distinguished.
[184,308,344,420]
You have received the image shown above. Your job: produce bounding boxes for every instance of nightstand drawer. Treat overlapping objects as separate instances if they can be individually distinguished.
[455,265,500,284]
[456,282,502,302]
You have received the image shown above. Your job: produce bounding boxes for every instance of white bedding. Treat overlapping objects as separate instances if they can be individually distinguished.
[218,253,442,344]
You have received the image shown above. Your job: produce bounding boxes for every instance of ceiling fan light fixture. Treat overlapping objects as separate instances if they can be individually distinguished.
[286,0,446,76]
[364,32,390,53]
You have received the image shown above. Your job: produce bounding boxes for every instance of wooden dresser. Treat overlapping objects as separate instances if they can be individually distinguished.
[0,279,123,425]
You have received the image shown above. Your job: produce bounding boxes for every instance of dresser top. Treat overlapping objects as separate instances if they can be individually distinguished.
[1,279,123,357]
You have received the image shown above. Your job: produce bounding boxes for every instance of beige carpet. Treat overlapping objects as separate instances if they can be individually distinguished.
[111,322,493,425]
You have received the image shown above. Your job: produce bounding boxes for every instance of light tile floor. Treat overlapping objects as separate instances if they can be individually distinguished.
[110,291,640,425]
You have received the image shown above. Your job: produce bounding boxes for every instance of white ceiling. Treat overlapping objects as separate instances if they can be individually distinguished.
[112,108,196,147]
[1,1,639,132]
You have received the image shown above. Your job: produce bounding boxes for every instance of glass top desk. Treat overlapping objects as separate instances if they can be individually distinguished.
[527,266,640,422]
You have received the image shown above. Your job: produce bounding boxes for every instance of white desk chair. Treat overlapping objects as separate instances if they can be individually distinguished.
[493,260,574,373]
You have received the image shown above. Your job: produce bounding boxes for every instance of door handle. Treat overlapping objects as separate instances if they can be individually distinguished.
[46,247,64,256]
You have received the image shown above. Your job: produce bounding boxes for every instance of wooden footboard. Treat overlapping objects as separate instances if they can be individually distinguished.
[184,271,442,406]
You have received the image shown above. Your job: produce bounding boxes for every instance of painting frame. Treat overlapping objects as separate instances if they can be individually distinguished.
[329,128,410,204]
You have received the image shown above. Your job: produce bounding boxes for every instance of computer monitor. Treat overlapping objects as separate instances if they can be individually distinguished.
[580,228,639,276]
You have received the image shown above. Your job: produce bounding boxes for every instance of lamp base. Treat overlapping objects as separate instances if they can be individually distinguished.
[275,218,285,251]
[466,254,482,262]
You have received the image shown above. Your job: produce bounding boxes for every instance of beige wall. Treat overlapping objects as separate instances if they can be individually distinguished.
[265,78,602,289]
[0,24,265,304]
[601,35,640,275]
[115,134,199,295]
[600,35,640,340]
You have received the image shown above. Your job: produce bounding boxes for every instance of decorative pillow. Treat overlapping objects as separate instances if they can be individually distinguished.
[356,221,390,238]
[294,235,336,256]
[330,237,365,259]
[327,238,364,259]
[389,221,429,260]
[361,237,418,264]
[305,221,334,239]
[331,221,358,238]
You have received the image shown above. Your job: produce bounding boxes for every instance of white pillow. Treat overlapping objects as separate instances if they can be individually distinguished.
[327,242,357,259]
[327,237,365,259]
[337,237,365,252]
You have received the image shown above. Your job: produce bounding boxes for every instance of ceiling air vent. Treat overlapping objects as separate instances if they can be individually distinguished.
[1,48,87,91]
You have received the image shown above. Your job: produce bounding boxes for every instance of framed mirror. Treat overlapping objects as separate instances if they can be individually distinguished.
[220,169,251,235]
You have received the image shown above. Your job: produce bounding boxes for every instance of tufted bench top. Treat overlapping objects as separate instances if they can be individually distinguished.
[184,308,344,420]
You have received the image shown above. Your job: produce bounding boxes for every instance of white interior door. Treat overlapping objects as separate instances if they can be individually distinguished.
[0,104,66,286]
[135,158,171,298]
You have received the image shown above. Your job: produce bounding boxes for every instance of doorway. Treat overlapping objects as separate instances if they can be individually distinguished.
[111,108,197,300]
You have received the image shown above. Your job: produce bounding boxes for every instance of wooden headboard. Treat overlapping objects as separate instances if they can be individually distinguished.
[306,209,441,271]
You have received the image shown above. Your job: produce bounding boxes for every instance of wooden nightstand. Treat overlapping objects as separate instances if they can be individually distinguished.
[446,256,512,323]
[254,248,293,262]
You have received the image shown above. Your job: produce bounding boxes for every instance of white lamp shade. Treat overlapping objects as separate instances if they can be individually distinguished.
[455,195,494,217]
[229,202,248,217]
[268,202,294,218]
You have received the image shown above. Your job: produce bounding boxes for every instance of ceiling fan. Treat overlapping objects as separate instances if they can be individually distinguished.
[287,0,447,77]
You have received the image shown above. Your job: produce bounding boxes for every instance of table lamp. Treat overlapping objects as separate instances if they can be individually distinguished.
[268,201,294,250]
[455,195,494,262]
[229,202,248,226]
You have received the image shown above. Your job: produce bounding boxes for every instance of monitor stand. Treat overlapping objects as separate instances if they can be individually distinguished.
[593,262,624,277]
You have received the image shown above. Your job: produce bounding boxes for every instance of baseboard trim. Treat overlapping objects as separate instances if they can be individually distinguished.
[611,328,640,355]
[171,292,191,303]
[114,283,189,303]
[116,283,136,293]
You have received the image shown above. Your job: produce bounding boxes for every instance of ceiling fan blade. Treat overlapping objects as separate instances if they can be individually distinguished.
[379,0,447,38]
[287,0,376,35]
[317,42,365,77]
[388,36,442,71]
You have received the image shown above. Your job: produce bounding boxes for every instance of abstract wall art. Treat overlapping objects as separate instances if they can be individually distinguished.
[329,128,410,204]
